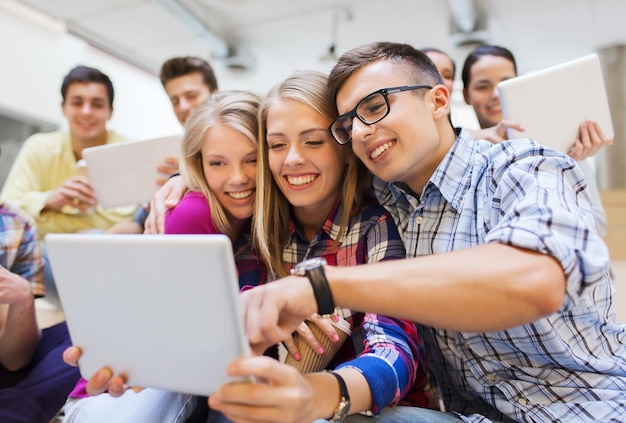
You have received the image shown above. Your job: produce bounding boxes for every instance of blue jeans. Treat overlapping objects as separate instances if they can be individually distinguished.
[64,388,196,423]
[0,322,81,423]
[313,406,462,423]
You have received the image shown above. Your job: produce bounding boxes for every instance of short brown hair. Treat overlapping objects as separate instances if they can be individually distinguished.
[159,56,218,92]
[61,65,115,108]
[328,42,443,102]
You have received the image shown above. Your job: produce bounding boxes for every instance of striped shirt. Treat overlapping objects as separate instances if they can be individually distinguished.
[374,129,626,422]
[0,201,44,297]
[281,198,431,413]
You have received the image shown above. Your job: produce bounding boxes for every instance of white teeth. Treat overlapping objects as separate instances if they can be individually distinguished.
[228,190,253,200]
[287,175,316,186]
[371,141,394,159]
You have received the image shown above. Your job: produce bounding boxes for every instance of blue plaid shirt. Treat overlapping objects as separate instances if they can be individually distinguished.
[0,201,44,298]
[374,129,626,422]
[281,198,427,413]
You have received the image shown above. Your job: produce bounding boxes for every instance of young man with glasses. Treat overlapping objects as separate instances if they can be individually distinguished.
[208,42,626,422]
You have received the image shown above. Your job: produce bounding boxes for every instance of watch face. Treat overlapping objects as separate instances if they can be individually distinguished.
[292,257,327,275]
[331,398,350,421]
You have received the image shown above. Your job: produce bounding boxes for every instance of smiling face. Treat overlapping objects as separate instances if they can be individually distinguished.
[335,59,454,194]
[200,122,257,224]
[265,98,346,225]
[61,82,112,144]
[165,72,214,125]
[463,54,517,129]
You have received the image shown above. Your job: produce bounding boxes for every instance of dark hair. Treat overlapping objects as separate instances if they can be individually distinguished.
[461,45,517,89]
[420,47,457,80]
[328,42,443,102]
[159,57,218,92]
[61,65,114,108]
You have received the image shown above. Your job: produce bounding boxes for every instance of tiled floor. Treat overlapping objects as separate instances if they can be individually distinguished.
[35,298,65,329]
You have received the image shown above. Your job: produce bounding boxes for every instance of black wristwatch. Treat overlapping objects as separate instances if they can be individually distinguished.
[291,257,335,315]
[327,371,350,422]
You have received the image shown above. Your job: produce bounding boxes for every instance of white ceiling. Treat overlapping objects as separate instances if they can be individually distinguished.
[12,0,626,83]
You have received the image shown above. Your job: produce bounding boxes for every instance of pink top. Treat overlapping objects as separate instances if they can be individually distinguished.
[164,191,216,234]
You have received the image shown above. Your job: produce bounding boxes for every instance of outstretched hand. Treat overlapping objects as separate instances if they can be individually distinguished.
[241,275,318,356]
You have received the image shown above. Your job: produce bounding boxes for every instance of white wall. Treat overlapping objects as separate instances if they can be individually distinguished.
[0,5,182,140]
[0,3,479,138]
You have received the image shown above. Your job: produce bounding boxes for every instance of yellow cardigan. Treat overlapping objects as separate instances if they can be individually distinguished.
[0,131,137,237]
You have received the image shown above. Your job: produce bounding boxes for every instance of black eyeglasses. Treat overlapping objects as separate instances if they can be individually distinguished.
[328,85,432,145]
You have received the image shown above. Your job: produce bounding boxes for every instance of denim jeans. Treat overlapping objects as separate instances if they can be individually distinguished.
[0,322,80,423]
[64,388,196,423]
[312,406,462,423]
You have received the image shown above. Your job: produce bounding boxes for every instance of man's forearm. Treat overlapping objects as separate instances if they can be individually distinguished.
[326,243,566,332]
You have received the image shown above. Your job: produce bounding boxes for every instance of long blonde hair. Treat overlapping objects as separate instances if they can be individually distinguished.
[179,90,261,241]
[253,70,370,278]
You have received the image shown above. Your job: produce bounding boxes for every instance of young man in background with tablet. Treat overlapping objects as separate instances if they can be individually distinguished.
[1,66,138,307]
[0,65,137,237]
[109,56,219,234]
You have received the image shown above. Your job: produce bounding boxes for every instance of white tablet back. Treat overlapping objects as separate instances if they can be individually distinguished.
[45,233,250,396]
[82,135,181,208]
[497,54,614,153]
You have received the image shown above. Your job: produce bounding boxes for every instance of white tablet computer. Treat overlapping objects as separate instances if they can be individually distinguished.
[497,54,614,153]
[45,233,250,396]
[82,135,181,208]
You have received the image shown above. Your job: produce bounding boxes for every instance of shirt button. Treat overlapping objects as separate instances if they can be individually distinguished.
[518,398,528,405]
[415,216,423,224]
[486,373,496,382]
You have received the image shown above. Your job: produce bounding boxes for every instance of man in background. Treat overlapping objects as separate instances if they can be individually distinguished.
[0,65,137,236]
[160,56,218,127]
[1,66,138,306]
[109,56,218,234]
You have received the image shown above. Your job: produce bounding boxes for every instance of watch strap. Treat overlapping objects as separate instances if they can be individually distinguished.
[305,265,335,315]
[327,371,350,422]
